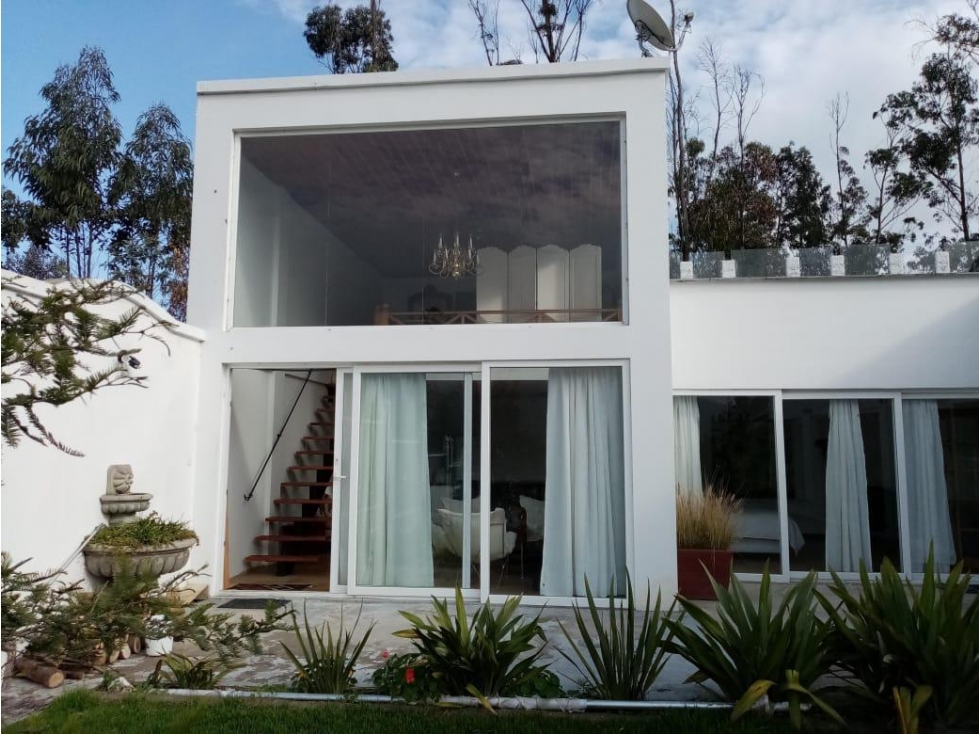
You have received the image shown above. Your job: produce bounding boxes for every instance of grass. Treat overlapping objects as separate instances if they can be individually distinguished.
[88,514,198,549]
[5,689,800,733]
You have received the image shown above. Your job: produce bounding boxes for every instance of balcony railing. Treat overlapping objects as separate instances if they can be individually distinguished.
[669,242,979,280]
[373,305,622,325]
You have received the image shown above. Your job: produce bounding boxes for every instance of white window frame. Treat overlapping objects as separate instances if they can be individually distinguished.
[482,359,632,607]
[225,116,629,330]
[345,363,482,600]
[674,390,789,583]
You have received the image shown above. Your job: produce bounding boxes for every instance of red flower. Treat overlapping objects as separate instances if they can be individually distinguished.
[405,667,416,684]
[380,649,390,660]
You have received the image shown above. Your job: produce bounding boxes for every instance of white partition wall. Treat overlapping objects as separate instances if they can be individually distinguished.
[570,244,602,321]
[476,246,508,323]
[536,244,570,322]
[507,245,537,322]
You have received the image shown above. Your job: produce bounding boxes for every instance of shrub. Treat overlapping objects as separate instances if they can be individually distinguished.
[371,653,442,704]
[675,485,742,550]
[281,604,373,694]
[88,514,198,549]
[145,654,240,689]
[666,568,842,730]
[558,574,673,700]
[395,587,549,700]
[818,549,979,729]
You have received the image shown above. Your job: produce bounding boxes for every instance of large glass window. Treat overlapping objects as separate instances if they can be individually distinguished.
[903,398,979,573]
[233,122,624,327]
[674,396,781,573]
[488,366,627,597]
[355,372,479,589]
[783,399,901,573]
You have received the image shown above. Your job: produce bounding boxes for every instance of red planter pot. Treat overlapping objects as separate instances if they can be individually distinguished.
[677,548,733,600]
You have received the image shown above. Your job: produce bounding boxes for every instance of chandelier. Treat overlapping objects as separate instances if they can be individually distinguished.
[429,233,479,279]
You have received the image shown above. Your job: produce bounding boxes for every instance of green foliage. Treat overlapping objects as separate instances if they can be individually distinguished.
[145,654,240,690]
[281,604,374,694]
[666,568,842,730]
[2,46,193,317]
[557,574,673,700]
[893,685,932,734]
[395,587,549,699]
[1,553,289,669]
[371,653,443,704]
[304,3,398,74]
[817,549,979,728]
[88,514,197,549]
[1,275,170,454]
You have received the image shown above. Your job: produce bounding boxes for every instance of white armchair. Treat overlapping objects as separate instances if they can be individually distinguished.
[435,507,517,566]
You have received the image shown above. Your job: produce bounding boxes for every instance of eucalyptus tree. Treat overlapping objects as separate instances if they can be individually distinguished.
[304,1,398,73]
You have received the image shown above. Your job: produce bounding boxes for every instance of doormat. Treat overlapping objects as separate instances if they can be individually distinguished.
[219,597,292,610]
[228,583,312,592]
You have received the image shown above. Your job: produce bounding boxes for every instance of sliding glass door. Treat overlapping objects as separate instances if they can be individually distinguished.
[347,369,480,596]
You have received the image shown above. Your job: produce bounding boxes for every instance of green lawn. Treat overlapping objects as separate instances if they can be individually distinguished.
[7,690,800,733]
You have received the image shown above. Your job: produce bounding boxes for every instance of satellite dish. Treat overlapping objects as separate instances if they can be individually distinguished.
[627,0,691,55]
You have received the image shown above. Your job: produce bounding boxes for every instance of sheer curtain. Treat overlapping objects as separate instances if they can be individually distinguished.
[673,396,703,496]
[356,373,433,587]
[540,367,626,596]
[825,400,872,572]
[903,400,956,572]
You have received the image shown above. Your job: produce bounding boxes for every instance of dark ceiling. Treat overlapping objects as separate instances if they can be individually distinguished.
[241,121,622,278]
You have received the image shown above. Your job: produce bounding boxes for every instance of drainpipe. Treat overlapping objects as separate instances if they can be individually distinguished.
[160,689,788,713]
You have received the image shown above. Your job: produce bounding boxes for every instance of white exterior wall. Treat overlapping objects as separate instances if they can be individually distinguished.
[186,60,675,598]
[0,272,204,582]
[670,277,979,391]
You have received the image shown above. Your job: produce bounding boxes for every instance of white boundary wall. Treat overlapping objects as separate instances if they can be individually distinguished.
[0,272,205,582]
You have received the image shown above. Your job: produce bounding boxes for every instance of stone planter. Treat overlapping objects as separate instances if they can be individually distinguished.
[935,250,950,274]
[82,537,196,579]
[679,260,694,280]
[677,548,733,600]
[721,259,737,278]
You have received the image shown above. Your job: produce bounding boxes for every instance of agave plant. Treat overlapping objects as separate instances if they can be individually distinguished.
[146,653,240,690]
[666,567,843,730]
[557,574,674,700]
[818,548,979,729]
[395,587,548,701]
[281,604,374,694]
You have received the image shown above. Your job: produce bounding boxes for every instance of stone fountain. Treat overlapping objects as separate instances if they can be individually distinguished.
[99,464,152,524]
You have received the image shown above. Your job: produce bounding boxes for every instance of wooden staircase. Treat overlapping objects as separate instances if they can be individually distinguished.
[244,380,336,575]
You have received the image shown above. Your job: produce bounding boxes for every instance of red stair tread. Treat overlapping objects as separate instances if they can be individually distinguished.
[302,436,334,441]
[266,516,330,523]
[288,465,334,471]
[279,481,333,488]
[294,450,334,456]
[245,554,324,564]
[256,534,330,542]
[274,497,332,505]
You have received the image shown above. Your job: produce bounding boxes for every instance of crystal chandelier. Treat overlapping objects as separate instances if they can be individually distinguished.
[429,233,479,279]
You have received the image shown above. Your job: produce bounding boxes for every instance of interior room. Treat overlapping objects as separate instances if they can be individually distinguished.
[783,398,901,573]
[232,121,624,327]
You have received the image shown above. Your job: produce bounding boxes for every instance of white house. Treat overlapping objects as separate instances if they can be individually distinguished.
[3,59,977,603]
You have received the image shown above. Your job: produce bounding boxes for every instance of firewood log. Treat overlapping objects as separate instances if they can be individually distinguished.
[14,658,64,688]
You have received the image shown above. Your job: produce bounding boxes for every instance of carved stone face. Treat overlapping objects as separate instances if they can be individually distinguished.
[107,464,134,495]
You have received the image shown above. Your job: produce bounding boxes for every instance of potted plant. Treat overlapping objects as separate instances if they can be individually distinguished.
[83,514,198,580]
[676,486,741,600]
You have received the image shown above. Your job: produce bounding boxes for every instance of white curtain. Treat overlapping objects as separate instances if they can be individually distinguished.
[356,374,433,587]
[825,400,872,572]
[673,396,703,496]
[540,367,626,597]
[903,400,956,572]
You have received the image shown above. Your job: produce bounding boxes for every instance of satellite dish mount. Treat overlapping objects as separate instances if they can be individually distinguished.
[627,0,692,55]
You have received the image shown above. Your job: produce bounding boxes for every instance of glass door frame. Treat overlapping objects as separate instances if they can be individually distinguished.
[345,363,482,600]
[780,390,909,582]
[481,359,632,607]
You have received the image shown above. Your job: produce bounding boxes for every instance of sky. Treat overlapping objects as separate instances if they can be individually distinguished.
[0,0,966,208]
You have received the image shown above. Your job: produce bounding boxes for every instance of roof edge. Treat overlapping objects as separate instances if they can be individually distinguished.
[197,58,669,96]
